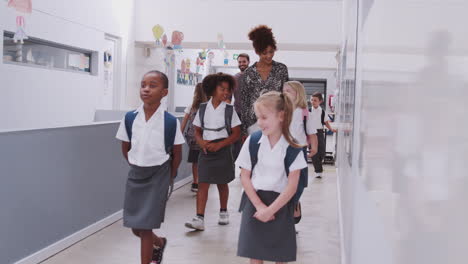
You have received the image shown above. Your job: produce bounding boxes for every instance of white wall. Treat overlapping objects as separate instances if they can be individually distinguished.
[135,0,342,45]
[0,0,135,130]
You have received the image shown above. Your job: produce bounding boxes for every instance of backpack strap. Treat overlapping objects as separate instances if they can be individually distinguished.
[302,108,308,136]
[284,146,303,176]
[164,111,177,154]
[198,103,208,129]
[248,130,263,174]
[225,104,233,136]
[321,109,325,126]
[124,110,138,142]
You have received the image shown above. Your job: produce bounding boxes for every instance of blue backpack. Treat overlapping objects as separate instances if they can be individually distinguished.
[238,130,303,212]
[124,110,177,154]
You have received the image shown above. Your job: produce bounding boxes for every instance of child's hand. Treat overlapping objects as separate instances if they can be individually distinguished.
[254,207,275,223]
[308,147,317,158]
[199,140,210,154]
[206,141,224,152]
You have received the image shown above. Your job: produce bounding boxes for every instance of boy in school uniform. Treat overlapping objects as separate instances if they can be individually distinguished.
[116,70,185,264]
[310,92,337,179]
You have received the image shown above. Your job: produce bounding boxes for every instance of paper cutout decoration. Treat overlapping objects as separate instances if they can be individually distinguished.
[181,59,186,73]
[164,47,175,72]
[152,24,164,46]
[185,59,191,74]
[172,31,184,50]
[196,57,201,74]
[162,34,168,47]
[217,33,224,49]
[13,16,28,44]
[8,0,32,13]
[223,50,229,66]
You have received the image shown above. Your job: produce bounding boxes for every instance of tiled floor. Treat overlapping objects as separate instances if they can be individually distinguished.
[42,165,340,264]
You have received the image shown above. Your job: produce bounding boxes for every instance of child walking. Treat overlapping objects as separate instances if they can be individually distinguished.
[310,92,337,179]
[116,70,185,264]
[236,91,308,263]
[283,81,318,223]
[181,83,207,192]
[184,73,241,231]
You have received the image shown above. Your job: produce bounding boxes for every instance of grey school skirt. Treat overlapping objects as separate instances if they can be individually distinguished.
[198,138,235,184]
[123,161,171,230]
[237,190,296,262]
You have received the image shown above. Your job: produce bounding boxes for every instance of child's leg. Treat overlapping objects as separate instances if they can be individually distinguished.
[132,229,165,247]
[131,229,160,264]
[217,183,229,210]
[250,259,263,264]
[196,183,210,215]
[192,163,199,184]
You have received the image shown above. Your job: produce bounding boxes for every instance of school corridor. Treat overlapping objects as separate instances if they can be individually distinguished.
[40,165,340,264]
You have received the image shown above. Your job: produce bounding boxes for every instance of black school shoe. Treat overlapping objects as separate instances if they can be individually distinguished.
[151,237,167,264]
[191,183,198,192]
[294,203,302,224]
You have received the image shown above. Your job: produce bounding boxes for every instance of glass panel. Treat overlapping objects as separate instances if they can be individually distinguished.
[3,32,92,73]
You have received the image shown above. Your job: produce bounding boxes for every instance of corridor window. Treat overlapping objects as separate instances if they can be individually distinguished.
[3,31,96,74]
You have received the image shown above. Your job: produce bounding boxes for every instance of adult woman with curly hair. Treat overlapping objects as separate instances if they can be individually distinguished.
[240,25,289,137]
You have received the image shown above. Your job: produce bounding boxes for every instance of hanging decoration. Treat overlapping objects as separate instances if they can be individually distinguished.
[152,24,164,46]
[8,0,32,13]
[14,16,28,44]
[8,0,32,44]
[171,31,184,51]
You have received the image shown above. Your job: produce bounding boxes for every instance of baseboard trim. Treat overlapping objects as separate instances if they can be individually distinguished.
[336,168,347,264]
[173,174,193,190]
[15,210,123,264]
[15,175,193,264]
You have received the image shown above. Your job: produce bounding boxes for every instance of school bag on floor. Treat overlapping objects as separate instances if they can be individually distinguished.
[238,130,303,211]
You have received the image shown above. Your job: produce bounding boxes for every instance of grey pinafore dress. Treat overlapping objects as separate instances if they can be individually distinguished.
[123,160,171,229]
[197,103,235,184]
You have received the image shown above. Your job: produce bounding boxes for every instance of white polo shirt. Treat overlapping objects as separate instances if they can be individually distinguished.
[193,98,241,140]
[290,108,317,146]
[310,106,330,130]
[235,134,307,193]
[184,103,192,114]
[116,105,185,167]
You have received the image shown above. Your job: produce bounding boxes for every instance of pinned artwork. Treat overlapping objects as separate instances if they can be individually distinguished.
[162,34,168,47]
[176,70,202,86]
[181,59,186,73]
[152,24,164,46]
[217,33,224,49]
[223,50,229,66]
[164,47,175,72]
[172,31,184,51]
[8,0,32,44]
[196,57,201,74]
[185,58,191,74]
